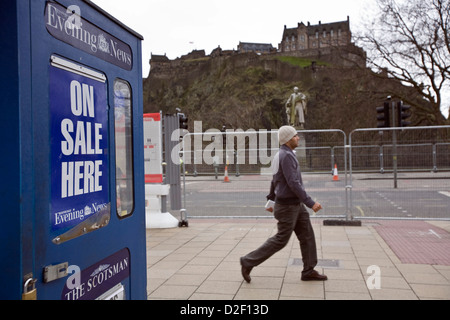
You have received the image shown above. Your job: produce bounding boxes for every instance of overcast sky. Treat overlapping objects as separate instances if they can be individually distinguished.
[88,0,448,118]
[91,0,376,77]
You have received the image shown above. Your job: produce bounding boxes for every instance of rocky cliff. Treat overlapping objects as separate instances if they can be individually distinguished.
[143,49,430,133]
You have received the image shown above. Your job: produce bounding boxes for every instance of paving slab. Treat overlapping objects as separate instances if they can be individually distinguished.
[146,219,450,300]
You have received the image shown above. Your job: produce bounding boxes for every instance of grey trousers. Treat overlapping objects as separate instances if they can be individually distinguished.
[241,202,318,276]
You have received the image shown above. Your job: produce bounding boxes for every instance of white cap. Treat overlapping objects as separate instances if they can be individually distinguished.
[278,126,297,145]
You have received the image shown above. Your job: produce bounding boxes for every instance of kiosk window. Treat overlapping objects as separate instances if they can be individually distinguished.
[114,79,134,217]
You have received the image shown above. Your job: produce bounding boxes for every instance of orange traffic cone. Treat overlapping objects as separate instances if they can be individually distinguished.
[332,164,339,181]
[223,165,230,183]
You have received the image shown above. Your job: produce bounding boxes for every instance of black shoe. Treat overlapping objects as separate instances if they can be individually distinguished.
[240,257,252,283]
[301,270,328,281]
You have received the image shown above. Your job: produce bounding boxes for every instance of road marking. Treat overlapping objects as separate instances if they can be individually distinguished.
[429,229,442,239]
[407,229,442,239]
[438,191,450,198]
[183,181,202,186]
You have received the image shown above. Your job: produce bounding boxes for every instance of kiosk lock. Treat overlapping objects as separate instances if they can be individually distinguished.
[22,277,37,300]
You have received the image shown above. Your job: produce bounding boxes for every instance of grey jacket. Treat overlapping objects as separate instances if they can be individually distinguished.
[267,144,315,208]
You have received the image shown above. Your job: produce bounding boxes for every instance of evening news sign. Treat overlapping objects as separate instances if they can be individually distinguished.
[45,2,133,70]
[50,65,109,233]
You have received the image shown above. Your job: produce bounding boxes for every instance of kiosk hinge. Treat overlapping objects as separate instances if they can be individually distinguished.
[43,262,69,283]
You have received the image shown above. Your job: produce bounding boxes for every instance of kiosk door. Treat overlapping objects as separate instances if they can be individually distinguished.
[32,56,142,300]
[44,57,117,300]
[26,0,147,300]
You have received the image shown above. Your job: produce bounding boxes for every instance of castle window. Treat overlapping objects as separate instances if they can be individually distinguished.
[330,29,334,37]
[315,31,319,39]
[323,30,327,38]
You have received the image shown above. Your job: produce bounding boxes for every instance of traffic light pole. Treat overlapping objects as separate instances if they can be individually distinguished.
[391,101,398,189]
[377,97,412,188]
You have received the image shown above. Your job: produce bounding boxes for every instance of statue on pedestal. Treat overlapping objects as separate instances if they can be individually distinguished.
[285,87,307,129]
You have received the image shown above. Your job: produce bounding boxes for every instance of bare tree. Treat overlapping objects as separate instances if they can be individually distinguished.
[357,0,449,124]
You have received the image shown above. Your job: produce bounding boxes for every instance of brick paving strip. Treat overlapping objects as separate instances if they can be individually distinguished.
[374,221,450,265]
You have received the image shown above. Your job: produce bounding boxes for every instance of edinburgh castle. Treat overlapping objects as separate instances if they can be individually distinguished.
[147,17,366,78]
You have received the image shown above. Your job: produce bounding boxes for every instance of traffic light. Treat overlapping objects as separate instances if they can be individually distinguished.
[397,101,411,127]
[178,112,188,130]
[377,102,390,128]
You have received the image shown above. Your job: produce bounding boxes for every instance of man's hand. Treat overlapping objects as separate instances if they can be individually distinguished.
[312,202,322,213]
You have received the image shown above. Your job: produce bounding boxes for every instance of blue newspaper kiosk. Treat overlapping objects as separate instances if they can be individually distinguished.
[1,0,147,299]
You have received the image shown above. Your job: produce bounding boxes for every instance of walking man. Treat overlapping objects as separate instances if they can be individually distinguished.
[240,126,327,282]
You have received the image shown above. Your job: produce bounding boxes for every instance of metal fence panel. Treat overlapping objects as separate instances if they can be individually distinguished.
[349,126,450,220]
[178,129,348,219]
[168,125,450,221]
